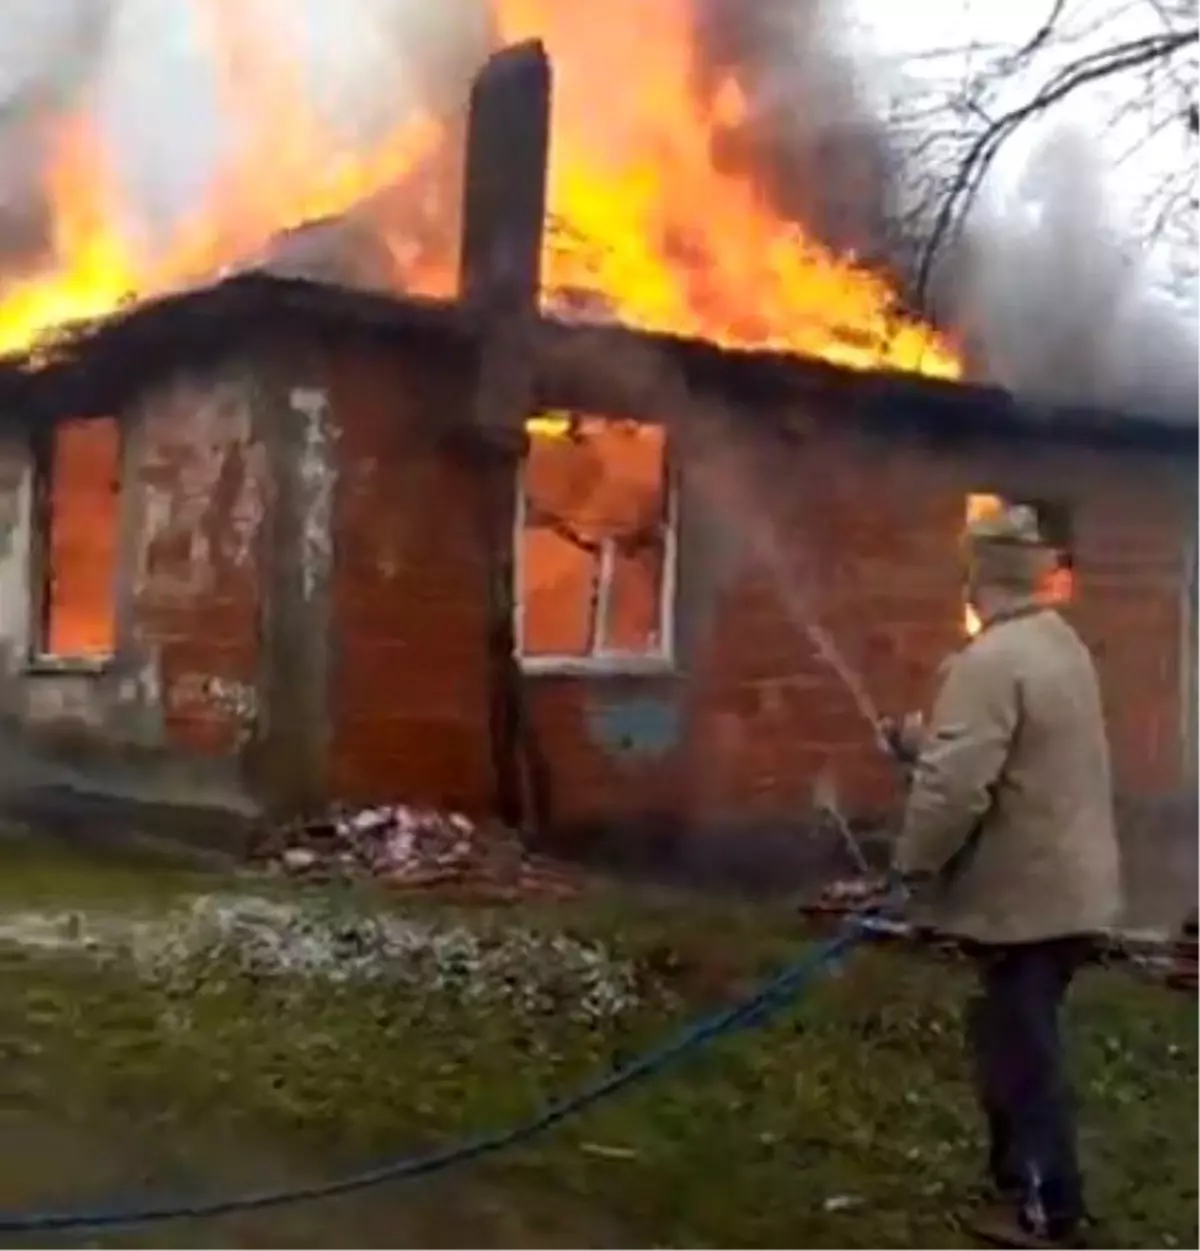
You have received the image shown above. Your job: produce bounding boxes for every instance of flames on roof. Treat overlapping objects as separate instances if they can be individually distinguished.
[0,2,962,380]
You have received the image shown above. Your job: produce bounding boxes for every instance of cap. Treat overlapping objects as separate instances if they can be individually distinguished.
[963,501,1048,548]
[962,502,1056,594]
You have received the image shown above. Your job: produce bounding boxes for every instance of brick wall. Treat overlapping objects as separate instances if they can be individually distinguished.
[130,373,267,757]
[0,371,266,826]
[318,339,495,812]
[293,335,1194,831]
[519,413,1196,828]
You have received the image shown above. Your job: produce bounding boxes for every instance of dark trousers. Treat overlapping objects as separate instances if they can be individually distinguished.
[966,936,1094,1234]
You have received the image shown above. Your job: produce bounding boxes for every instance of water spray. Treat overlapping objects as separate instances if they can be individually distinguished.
[801,617,893,758]
[811,766,872,875]
[540,330,916,779]
[702,474,897,760]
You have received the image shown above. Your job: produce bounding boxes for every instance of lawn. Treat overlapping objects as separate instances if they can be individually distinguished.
[0,840,1194,1249]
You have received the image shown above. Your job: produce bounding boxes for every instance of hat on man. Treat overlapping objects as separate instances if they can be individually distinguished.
[962,502,1057,593]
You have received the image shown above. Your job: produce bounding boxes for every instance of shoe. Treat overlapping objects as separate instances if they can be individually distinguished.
[968,1202,1086,1248]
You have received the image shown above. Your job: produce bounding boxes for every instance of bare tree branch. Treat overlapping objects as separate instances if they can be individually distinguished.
[913,25,1198,307]
[1011,0,1072,66]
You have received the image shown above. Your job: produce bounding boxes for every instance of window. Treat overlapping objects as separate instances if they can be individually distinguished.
[32,417,121,662]
[963,493,1075,636]
[516,411,676,671]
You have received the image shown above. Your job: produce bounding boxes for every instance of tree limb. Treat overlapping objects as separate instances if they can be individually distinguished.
[914,26,1199,308]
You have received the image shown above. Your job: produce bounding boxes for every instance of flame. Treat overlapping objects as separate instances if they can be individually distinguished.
[0,0,963,381]
[499,0,961,376]
[47,418,122,657]
[0,120,137,354]
[0,3,440,357]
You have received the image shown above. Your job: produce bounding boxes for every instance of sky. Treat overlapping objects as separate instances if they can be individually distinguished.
[849,0,1197,306]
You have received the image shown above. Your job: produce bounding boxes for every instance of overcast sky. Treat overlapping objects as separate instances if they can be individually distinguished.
[850,0,1196,306]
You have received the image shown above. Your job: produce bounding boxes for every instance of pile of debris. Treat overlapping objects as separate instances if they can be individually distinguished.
[250,804,579,901]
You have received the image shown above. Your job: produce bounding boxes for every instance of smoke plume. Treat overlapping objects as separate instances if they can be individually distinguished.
[0,0,492,270]
[0,0,114,270]
[938,127,1198,421]
[691,0,900,266]
[687,0,1197,422]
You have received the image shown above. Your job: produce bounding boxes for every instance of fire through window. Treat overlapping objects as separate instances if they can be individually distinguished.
[34,417,121,660]
[963,493,1075,637]
[517,412,675,669]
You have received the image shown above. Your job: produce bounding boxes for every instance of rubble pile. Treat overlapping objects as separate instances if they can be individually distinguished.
[251,804,579,901]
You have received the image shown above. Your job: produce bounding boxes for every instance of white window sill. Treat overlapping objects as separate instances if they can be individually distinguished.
[519,654,676,677]
[24,654,115,677]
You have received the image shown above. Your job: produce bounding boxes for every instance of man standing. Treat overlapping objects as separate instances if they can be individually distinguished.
[893,504,1122,1249]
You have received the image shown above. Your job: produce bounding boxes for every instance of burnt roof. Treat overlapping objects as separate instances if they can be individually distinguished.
[537,320,1198,454]
[0,271,1193,454]
[0,274,475,426]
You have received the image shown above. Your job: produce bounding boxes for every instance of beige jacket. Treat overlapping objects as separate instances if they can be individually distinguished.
[895,602,1122,945]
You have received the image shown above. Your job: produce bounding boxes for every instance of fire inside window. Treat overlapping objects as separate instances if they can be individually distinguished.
[35,417,121,660]
[963,493,1075,637]
[517,411,675,669]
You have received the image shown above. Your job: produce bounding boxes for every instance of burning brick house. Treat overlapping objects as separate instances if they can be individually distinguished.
[0,45,1194,894]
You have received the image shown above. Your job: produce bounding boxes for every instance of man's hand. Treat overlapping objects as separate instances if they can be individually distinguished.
[854,870,914,917]
[880,710,925,766]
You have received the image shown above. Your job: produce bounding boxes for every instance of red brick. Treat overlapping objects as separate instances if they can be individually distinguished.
[511,420,1192,819]
[128,377,265,759]
[288,335,1196,824]
[322,339,493,808]
[163,710,241,756]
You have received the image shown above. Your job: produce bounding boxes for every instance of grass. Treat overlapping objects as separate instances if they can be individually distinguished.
[0,840,1195,1249]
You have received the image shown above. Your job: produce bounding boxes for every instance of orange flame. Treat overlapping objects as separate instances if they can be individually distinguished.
[499,0,960,376]
[0,119,138,353]
[0,0,963,380]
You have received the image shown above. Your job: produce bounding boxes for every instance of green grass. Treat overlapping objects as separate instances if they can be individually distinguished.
[0,841,1194,1249]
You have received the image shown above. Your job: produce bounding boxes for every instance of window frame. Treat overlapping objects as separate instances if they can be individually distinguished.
[25,415,124,673]
[513,417,679,676]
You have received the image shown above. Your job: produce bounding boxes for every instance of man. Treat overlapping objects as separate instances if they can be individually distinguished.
[892,504,1122,1249]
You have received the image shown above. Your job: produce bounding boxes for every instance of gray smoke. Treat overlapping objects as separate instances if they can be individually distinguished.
[940,127,1199,420]
[0,0,492,269]
[691,0,901,267]
[687,0,1198,422]
[0,0,114,270]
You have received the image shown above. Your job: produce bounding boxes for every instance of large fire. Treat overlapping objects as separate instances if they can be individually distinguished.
[0,0,962,379]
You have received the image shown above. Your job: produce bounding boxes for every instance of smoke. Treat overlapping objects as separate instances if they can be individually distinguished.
[691,0,900,266]
[0,0,114,270]
[939,127,1199,420]
[0,0,493,266]
[0,0,112,111]
[687,0,1197,422]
